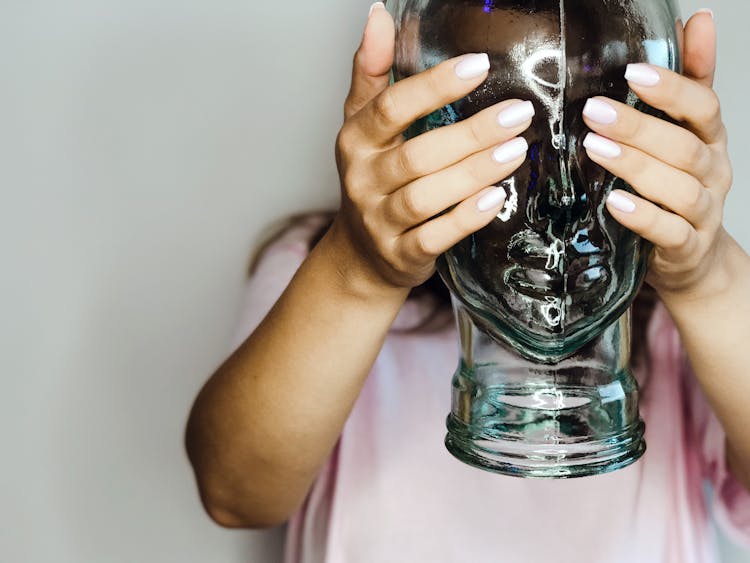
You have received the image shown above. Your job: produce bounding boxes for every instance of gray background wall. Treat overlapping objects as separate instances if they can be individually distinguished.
[1,1,747,561]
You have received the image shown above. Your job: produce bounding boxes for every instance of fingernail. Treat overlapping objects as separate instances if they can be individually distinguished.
[583,98,618,125]
[625,63,661,87]
[477,186,507,212]
[583,133,622,158]
[607,191,636,213]
[492,137,528,163]
[455,53,490,80]
[696,8,714,20]
[497,101,535,128]
[368,2,384,16]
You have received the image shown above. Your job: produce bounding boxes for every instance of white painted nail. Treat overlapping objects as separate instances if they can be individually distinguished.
[497,101,535,128]
[455,53,490,80]
[607,191,636,213]
[477,187,507,212]
[583,133,622,158]
[625,63,661,87]
[368,2,384,16]
[696,8,714,20]
[492,137,528,163]
[583,98,618,125]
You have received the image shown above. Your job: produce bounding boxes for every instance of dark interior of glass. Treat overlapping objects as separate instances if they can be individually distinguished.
[391,0,681,363]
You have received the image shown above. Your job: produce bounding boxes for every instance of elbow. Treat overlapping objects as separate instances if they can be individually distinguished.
[201,493,291,530]
[204,502,266,530]
[184,415,293,530]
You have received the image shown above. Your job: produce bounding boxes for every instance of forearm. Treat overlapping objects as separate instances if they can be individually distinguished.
[185,222,409,527]
[659,231,750,490]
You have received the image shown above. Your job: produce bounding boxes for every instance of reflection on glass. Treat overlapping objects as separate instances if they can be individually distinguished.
[388,0,682,477]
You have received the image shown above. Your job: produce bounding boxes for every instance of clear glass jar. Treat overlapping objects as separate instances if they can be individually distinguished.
[387,0,683,478]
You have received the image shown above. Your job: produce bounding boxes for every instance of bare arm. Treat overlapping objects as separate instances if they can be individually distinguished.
[185,5,532,529]
[185,223,409,528]
[661,234,750,492]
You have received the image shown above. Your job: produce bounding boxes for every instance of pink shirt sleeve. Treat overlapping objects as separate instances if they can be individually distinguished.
[683,352,750,549]
[229,217,325,351]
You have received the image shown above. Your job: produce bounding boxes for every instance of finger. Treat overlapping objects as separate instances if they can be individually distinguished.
[582,96,715,185]
[623,63,725,145]
[583,133,711,229]
[683,10,717,88]
[604,189,699,259]
[398,185,508,261]
[374,99,534,188]
[344,4,395,120]
[350,52,491,147]
[382,137,528,230]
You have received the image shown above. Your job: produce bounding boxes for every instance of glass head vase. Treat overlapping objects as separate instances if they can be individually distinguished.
[387,0,682,477]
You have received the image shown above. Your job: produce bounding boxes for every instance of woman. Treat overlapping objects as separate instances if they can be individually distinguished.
[185,4,750,561]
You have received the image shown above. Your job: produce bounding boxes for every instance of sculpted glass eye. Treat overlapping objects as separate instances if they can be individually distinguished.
[388,0,682,478]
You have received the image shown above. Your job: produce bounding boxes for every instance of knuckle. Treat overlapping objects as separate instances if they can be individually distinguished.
[641,208,660,237]
[627,156,649,188]
[372,89,399,127]
[397,142,422,177]
[669,223,693,252]
[464,116,485,148]
[683,182,708,215]
[461,158,485,186]
[715,159,734,192]
[336,125,357,155]
[697,90,721,123]
[413,230,438,258]
[622,109,645,141]
[399,184,427,222]
[448,209,475,238]
[684,137,709,171]
[423,66,443,97]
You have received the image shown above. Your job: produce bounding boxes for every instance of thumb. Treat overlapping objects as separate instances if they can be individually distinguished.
[682,10,717,88]
[344,3,395,119]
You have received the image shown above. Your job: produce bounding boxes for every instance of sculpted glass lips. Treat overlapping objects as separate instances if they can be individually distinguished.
[392,0,680,362]
[504,228,612,300]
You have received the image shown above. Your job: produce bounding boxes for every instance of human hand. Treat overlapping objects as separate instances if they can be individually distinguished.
[330,4,534,293]
[581,11,734,301]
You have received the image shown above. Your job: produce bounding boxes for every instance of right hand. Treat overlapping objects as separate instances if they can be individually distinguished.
[329,4,534,292]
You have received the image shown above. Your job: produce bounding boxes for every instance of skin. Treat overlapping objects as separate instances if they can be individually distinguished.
[184,6,750,529]
[582,13,750,491]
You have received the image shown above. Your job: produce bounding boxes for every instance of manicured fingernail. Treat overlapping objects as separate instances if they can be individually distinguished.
[583,98,618,125]
[497,101,535,128]
[492,137,528,163]
[583,133,622,158]
[625,63,661,86]
[696,8,714,19]
[477,186,507,212]
[368,2,384,16]
[455,53,490,80]
[607,191,636,213]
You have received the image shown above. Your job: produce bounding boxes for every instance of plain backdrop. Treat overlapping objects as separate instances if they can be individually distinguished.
[1,1,748,562]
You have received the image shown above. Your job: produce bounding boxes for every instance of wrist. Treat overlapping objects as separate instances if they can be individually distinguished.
[314,217,411,307]
[657,230,749,313]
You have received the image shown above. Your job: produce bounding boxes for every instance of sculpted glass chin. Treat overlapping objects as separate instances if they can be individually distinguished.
[388,0,682,477]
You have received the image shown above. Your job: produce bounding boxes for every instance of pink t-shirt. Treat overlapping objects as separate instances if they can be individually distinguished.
[231,218,750,563]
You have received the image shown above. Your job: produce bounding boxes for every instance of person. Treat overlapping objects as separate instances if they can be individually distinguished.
[185,4,750,562]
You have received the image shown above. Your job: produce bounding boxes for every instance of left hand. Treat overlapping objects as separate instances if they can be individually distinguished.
[581,11,733,301]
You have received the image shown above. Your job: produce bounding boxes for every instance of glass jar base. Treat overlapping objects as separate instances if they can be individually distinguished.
[445,416,646,478]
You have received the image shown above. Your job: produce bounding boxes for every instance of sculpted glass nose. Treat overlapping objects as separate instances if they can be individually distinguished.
[392,0,680,361]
